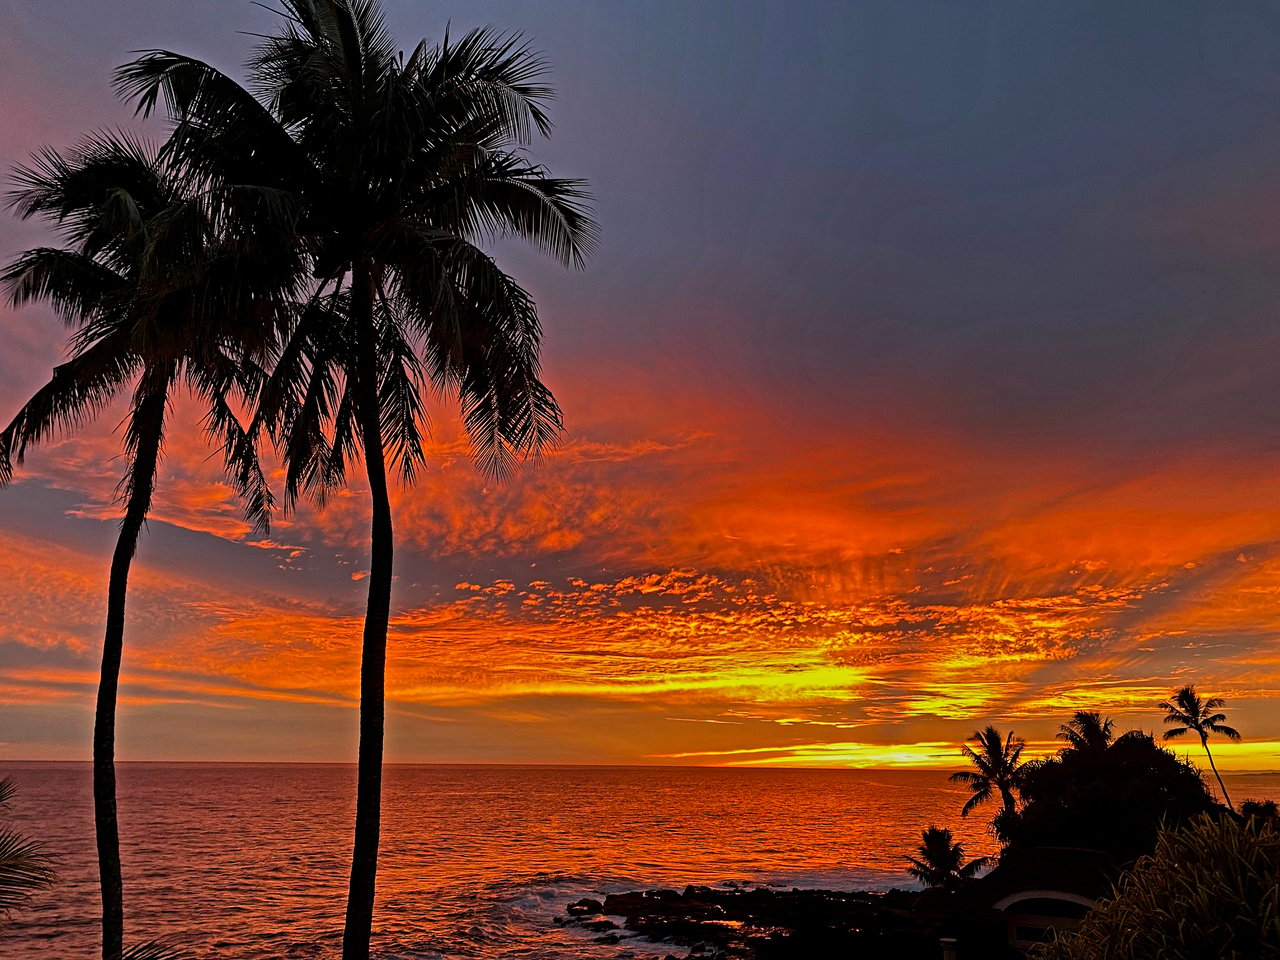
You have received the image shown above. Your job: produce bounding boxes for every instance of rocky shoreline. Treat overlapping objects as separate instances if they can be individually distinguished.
[557,885,955,959]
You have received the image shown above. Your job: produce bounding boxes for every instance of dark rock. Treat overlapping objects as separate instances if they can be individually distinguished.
[567,897,605,916]
[589,885,942,959]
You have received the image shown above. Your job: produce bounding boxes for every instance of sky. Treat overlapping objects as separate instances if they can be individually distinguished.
[2,0,1280,771]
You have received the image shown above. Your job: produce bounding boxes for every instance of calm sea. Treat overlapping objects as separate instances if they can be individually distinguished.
[4,763,1277,959]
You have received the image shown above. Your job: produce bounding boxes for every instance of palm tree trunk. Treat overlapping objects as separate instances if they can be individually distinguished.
[1000,785,1016,816]
[343,262,394,960]
[96,386,166,960]
[1201,736,1234,812]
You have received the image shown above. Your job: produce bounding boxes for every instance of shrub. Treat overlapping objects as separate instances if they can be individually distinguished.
[1006,732,1217,860]
[1039,813,1280,960]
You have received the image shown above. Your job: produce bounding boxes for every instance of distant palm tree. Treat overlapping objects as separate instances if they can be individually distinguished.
[0,777,54,924]
[904,826,988,892]
[116,4,596,957]
[1056,710,1115,754]
[1160,685,1241,812]
[1,134,288,960]
[950,725,1026,820]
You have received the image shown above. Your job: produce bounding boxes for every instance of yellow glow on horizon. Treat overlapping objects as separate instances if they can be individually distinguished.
[3,383,1280,766]
[1166,739,1280,773]
[654,740,962,768]
[651,738,1280,773]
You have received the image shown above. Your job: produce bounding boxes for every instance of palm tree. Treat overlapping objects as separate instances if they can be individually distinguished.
[904,826,988,892]
[1056,710,1115,754]
[116,4,596,957]
[1160,685,1241,812]
[0,777,54,925]
[1,134,287,960]
[950,725,1026,820]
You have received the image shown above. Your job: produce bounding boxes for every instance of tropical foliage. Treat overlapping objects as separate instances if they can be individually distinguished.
[1056,711,1117,754]
[949,725,1026,821]
[903,826,987,892]
[1,133,289,960]
[122,944,191,960]
[945,708,1226,862]
[1159,685,1241,811]
[1004,729,1217,862]
[1241,798,1279,821]
[110,3,596,957]
[1039,814,1280,960]
[0,777,55,924]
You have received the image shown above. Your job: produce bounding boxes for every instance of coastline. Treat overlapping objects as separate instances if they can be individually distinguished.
[558,884,965,960]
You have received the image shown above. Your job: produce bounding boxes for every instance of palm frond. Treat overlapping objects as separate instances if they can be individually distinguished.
[261,293,353,509]
[3,247,127,320]
[422,27,555,143]
[374,298,429,482]
[115,51,306,192]
[960,856,990,878]
[116,368,172,519]
[191,356,275,533]
[0,328,139,481]
[426,148,598,268]
[6,132,166,247]
[0,827,55,914]
[1210,723,1242,742]
[123,941,190,960]
[959,784,992,817]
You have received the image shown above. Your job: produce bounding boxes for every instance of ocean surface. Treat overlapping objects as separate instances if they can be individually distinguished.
[4,763,1277,959]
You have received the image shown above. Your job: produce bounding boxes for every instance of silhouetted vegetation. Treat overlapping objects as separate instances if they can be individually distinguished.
[1039,814,1280,960]
[1055,711,1119,755]
[949,726,1026,821]
[120,945,189,960]
[1241,798,1279,822]
[942,696,1242,865]
[904,827,988,892]
[1159,685,1241,811]
[3,0,594,957]
[1003,730,1216,862]
[107,2,597,957]
[0,134,284,960]
[575,693,1267,960]
[0,778,54,926]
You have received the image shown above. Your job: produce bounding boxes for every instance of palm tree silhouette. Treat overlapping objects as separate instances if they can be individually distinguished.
[0,777,54,925]
[1159,685,1241,812]
[1056,710,1115,754]
[117,4,596,956]
[950,725,1026,820]
[904,826,988,892]
[1,134,285,960]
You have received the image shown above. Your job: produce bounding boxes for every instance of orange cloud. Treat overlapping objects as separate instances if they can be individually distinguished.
[2,357,1280,768]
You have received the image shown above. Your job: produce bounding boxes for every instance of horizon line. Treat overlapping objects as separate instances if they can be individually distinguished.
[3,758,1277,775]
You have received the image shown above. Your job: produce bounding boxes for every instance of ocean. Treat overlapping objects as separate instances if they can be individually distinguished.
[4,763,1276,958]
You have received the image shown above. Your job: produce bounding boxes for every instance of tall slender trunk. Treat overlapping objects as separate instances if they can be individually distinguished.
[1201,736,1234,812]
[999,784,1016,816]
[343,262,394,960]
[97,383,167,960]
